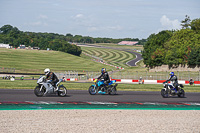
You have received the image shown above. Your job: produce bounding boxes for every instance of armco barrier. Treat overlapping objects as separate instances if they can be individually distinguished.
[88,78,200,85]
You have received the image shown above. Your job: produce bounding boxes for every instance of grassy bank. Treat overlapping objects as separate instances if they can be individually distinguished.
[81,46,136,69]
[0,79,199,92]
[0,48,114,73]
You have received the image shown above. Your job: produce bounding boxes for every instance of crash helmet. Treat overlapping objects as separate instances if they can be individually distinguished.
[169,72,174,77]
[44,68,50,75]
[101,68,106,74]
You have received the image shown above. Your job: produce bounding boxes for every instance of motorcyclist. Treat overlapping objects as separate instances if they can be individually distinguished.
[97,68,110,85]
[44,68,59,91]
[164,72,179,93]
[139,77,144,84]
[189,78,194,85]
[97,68,110,93]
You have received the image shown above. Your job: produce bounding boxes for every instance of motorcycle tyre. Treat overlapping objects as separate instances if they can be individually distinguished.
[88,85,97,95]
[178,89,185,98]
[161,89,168,98]
[34,86,45,97]
[57,86,67,97]
[108,85,117,95]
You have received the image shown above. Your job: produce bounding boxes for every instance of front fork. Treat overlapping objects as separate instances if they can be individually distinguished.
[40,85,43,91]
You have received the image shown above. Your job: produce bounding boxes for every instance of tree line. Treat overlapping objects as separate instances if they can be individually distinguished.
[65,33,146,45]
[0,25,82,56]
[0,25,146,56]
[142,16,200,67]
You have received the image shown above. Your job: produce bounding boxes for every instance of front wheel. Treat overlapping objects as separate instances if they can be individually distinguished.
[57,86,67,97]
[89,85,97,95]
[108,86,117,95]
[178,89,185,98]
[161,89,168,98]
[34,86,45,97]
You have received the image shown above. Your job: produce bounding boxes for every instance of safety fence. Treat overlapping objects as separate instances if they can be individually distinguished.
[52,70,200,81]
[53,70,200,85]
[88,78,200,85]
[0,67,15,73]
[1,69,200,82]
[108,71,200,81]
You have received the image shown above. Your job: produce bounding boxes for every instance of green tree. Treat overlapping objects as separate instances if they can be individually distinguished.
[181,15,191,29]
[165,29,200,65]
[0,25,14,34]
[188,48,198,65]
[190,18,200,34]
[142,30,173,67]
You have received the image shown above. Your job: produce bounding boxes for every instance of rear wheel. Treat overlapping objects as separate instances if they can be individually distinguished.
[57,86,67,97]
[161,89,168,98]
[89,85,97,95]
[178,89,185,98]
[34,86,45,97]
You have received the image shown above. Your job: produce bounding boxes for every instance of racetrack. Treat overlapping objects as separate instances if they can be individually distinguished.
[79,44,143,67]
[0,89,200,103]
[125,51,143,66]
[1,89,200,133]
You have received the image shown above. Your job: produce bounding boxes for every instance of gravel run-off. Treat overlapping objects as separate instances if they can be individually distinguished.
[1,110,200,133]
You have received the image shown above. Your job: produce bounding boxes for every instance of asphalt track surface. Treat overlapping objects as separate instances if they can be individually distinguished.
[0,89,200,103]
[125,51,143,66]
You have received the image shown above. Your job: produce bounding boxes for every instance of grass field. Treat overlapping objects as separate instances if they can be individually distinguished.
[0,48,114,73]
[81,46,136,68]
[0,79,199,92]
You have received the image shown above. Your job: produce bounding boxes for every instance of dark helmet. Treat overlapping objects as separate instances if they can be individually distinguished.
[169,72,174,77]
[101,68,106,74]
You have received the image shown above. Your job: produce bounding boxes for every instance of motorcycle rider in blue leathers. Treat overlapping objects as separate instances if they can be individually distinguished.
[97,68,110,93]
[164,72,179,93]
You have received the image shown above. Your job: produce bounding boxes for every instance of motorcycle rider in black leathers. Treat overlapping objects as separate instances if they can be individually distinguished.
[97,68,110,92]
[164,72,179,93]
[44,68,59,91]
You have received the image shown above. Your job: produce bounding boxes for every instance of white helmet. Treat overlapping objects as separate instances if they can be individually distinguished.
[44,68,50,75]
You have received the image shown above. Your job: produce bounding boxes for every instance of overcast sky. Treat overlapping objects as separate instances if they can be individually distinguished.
[0,0,199,39]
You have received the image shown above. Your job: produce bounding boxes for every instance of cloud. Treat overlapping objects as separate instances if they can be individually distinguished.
[38,14,48,19]
[88,27,98,32]
[25,14,49,27]
[87,25,123,33]
[72,14,94,27]
[75,14,84,18]
[107,25,122,31]
[25,21,48,27]
[160,15,181,30]
[71,14,123,34]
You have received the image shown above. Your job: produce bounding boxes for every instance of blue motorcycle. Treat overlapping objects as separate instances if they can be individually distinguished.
[88,79,118,95]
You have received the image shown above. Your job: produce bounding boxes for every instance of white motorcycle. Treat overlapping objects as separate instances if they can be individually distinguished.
[161,82,185,98]
[34,76,67,97]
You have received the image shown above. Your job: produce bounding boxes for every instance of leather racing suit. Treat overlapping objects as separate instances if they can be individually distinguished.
[46,72,59,88]
[97,71,110,85]
[165,75,179,91]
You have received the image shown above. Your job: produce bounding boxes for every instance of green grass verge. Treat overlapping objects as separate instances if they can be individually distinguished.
[0,79,199,92]
[0,48,114,73]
